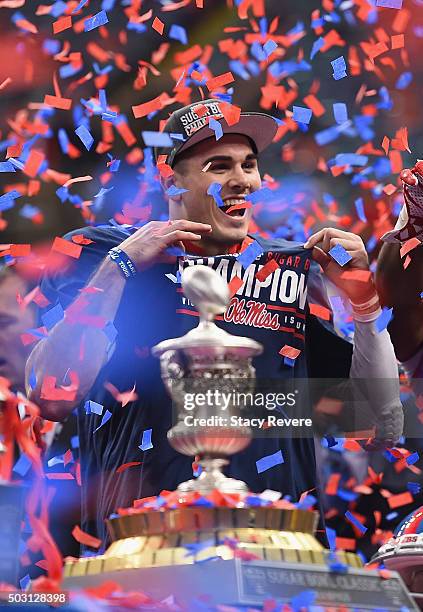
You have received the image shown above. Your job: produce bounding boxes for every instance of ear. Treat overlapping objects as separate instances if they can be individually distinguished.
[160,173,184,203]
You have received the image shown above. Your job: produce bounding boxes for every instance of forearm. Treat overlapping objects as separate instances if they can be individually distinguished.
[349,316,403,445]
[26,258,126,421]
[376,243,423,360]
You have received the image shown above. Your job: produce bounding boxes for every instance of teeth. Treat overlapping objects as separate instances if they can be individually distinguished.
[224,199,246,206]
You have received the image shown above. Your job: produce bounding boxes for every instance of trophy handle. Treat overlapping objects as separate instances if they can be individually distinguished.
[159,350,186,396]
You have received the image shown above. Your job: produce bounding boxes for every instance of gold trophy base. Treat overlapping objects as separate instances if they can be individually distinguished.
[64,506,362,580]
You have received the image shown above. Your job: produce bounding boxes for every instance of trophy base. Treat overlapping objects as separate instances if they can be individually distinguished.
[177,457,248,494]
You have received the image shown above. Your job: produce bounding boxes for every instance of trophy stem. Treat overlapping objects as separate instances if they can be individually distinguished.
[177,455,249,494]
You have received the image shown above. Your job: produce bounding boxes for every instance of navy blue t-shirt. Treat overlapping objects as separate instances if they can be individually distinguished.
[39,224,353,544]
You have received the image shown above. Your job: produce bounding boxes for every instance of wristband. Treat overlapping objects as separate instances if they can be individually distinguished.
[108,247,137,279]
[352,307,382,323]
[350,293,380,311]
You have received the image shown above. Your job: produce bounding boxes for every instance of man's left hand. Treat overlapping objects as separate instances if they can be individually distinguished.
[304,228,375,304]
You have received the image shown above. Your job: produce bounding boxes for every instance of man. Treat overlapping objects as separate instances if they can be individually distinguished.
[26,99,403,545]
[377,161,423,399]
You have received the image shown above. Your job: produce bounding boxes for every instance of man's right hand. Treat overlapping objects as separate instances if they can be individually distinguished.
[119,220,212,271]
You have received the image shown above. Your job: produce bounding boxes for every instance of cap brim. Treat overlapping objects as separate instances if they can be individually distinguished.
[174,112,278,159]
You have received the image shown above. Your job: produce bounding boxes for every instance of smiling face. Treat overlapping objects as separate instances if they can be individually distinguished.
[167,134,262,255]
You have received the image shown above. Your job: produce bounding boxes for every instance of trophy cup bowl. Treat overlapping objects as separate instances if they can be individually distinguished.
[152,265,263,494]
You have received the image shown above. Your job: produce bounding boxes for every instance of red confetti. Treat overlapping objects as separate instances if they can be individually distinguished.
[72,525,102,549]
[53,15,72,34]
[51,236,83,259]
[206,71,235,91]
[116,462,142,474]
[387,491,414,509]
[23,150,45,178]
[152,17,164,35]
[308,303,331,320]
[227,275,243,297]
[279,345,301,360]
[255,259,279,282]
[132,93,169,119]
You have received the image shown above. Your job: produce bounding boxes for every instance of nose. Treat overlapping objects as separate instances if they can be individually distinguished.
[227,164,250,192]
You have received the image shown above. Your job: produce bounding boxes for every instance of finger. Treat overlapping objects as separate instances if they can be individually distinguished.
[311,246,331,269]
[328,238,361,252]
[161,220,212,234]
[400,168,418,187]
[162,230,204,244]
[304,228,356,249]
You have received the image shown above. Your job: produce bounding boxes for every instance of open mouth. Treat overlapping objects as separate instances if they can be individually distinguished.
[220,199,249,217]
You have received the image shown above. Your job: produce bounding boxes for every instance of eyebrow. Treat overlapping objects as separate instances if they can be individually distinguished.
[201,153,258,167]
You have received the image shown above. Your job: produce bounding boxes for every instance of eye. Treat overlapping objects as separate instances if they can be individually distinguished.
[243,161,257,170]
[210,163,229,171]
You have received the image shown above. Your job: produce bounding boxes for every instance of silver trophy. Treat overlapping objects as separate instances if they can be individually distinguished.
[152,266,262,494]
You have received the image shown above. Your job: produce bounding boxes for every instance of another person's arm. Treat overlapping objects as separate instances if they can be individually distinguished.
[305,228,403,445]
[26,220,212,421]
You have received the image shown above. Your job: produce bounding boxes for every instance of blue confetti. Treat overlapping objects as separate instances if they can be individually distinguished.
[166,185,189,197]
[386,511,398,521]
[384,449,398,463]
[396,71,413,90]
[326,551,349,574]
[292,105,312,125]
[263,39,278,58]
[47,454,64,467]
[109,159,120,172]
[75,125,94,151]
[41,303,64,330]
[0,190,21,212]
[333,102,348,124]
[207,182,224,207]
[345,510,367,534]
[245,187,273,203]
[85,400,104,415]
[84,10,108,32]
[355,197,367,222]
[0,161,16,172]
[291,590,316,611]
[310,36,325,59]
[169,24,188,45]
[72,0,89,13]
[139,428,153,451]
[335,153,368,166]
[284,356,296,367]
[94,409,112,432]
[375,307,393,332]
[28,368,37,390]
[237,240,264,269]
[142,131,174,148]
[407,482,421,494]
[329,243,353,266]
[406,452,419,465]
[376,0,403,7]
[13,453,32,477]
[331,56,347,80]
[183,538,215,557]
[20,574,30,590]
[326,527,337,551]
[256,449,284,474]
[208,117,223,140]
[71,435,79,449]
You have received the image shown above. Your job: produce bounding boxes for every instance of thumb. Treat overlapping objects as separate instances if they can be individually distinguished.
[311,246,331,270]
